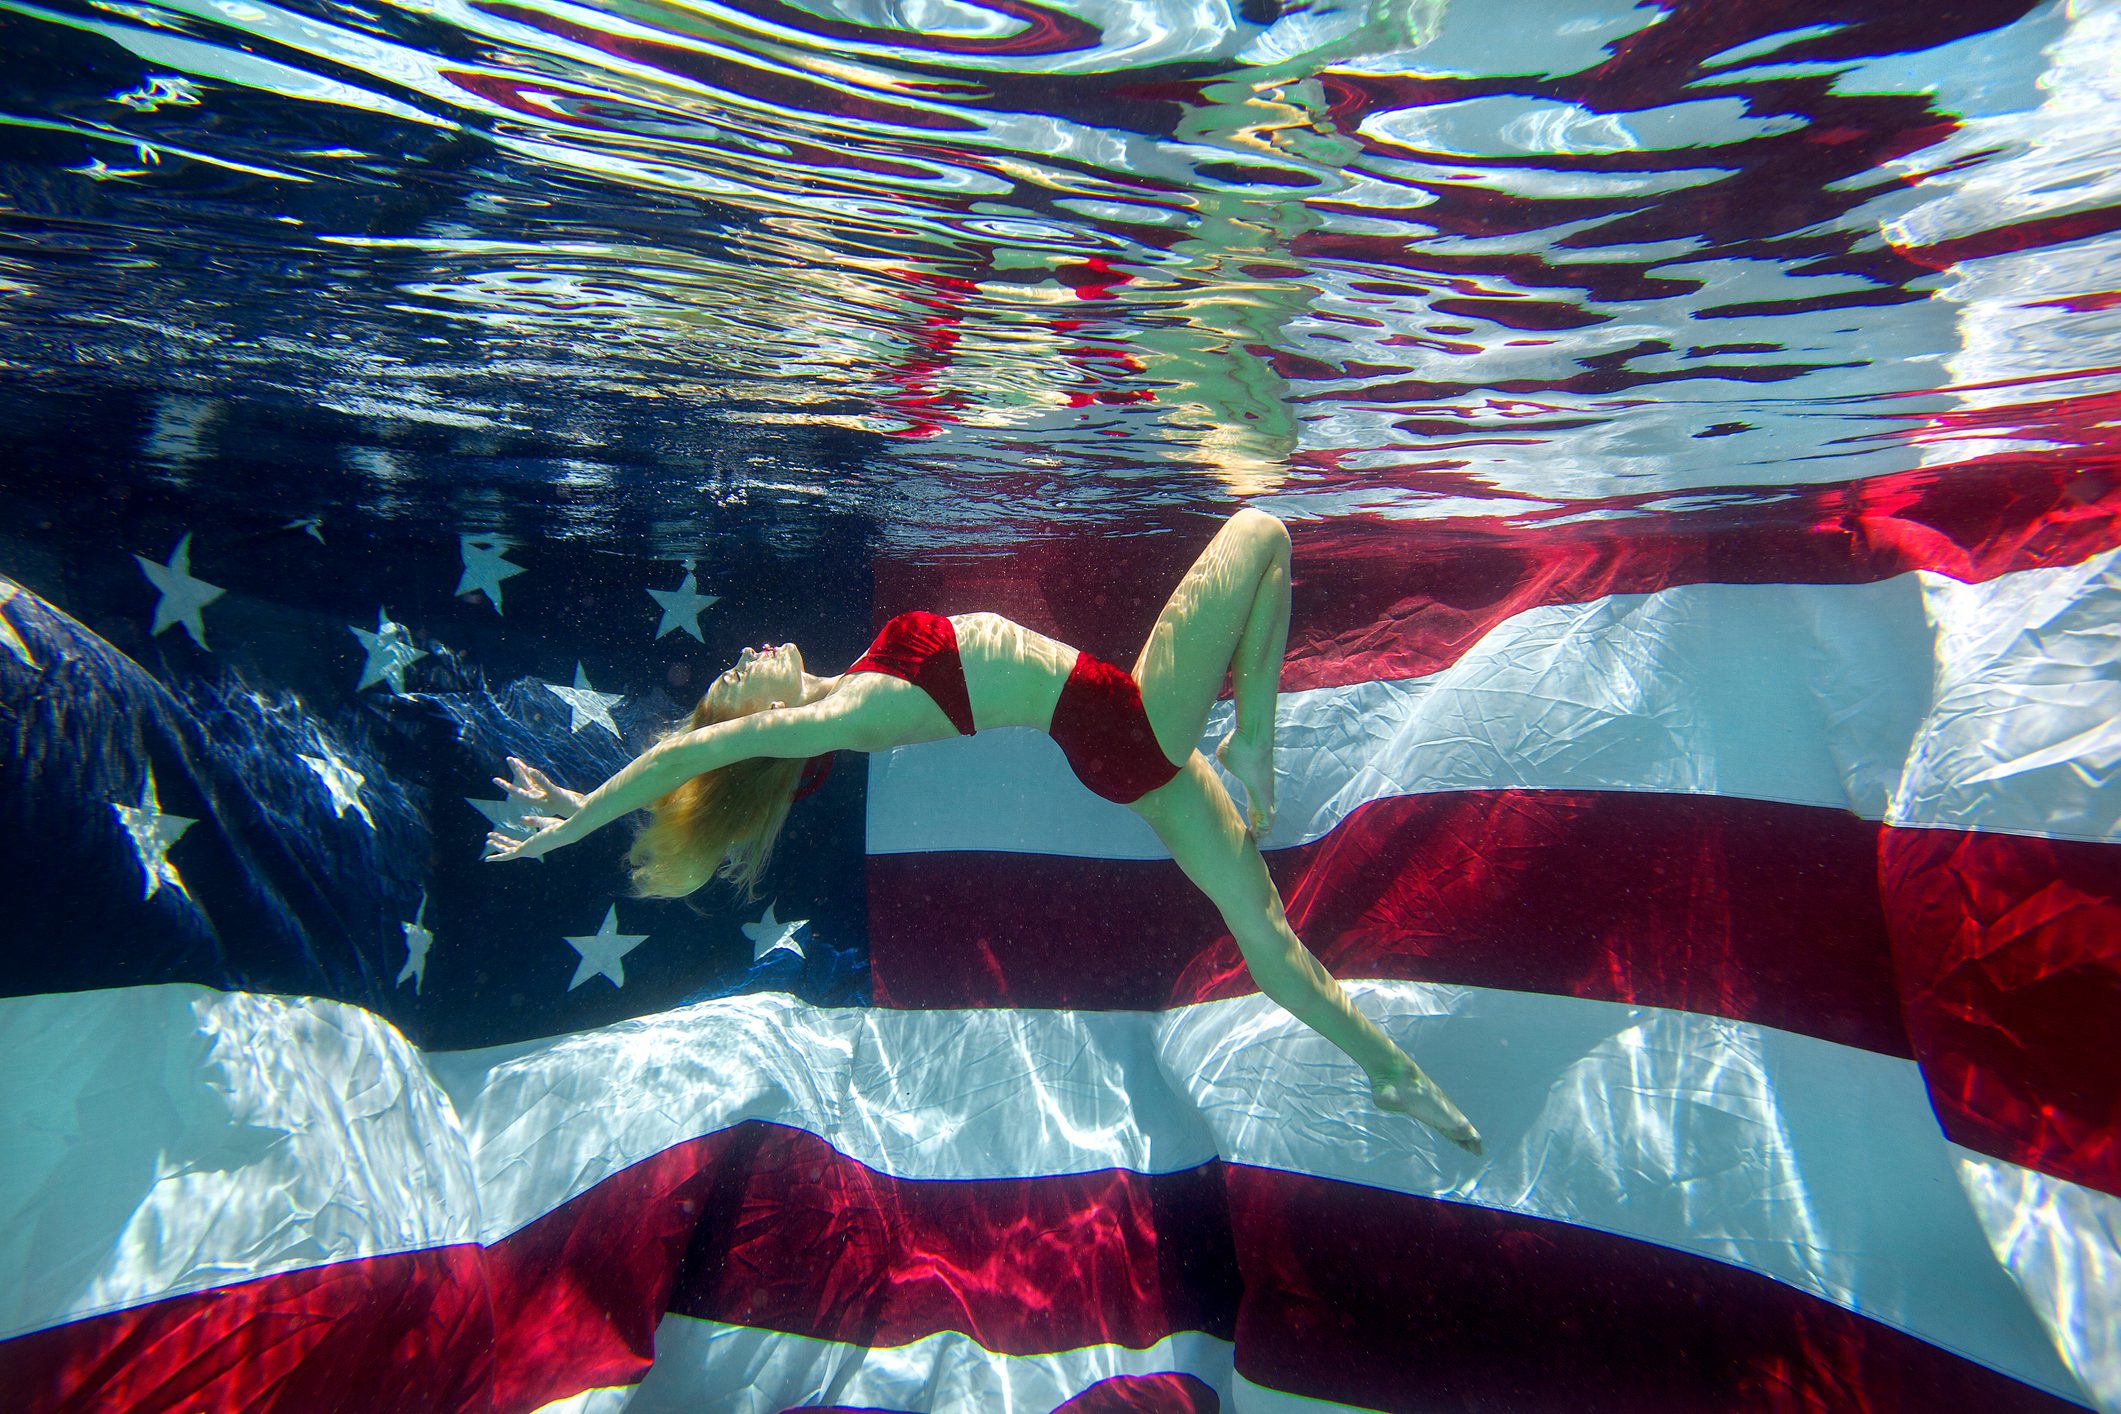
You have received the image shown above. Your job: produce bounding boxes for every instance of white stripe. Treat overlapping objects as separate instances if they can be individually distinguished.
[869,575,1935,858]
[605,1323,1413,1414]
[627,1317,1234,1414]
[1952,1147,2121,1413]
[1891,550,2121,842]
[0,985,477,1342]
[0,983,2094,1404]
[869,555,2121,859]
[529,1389,638,1414]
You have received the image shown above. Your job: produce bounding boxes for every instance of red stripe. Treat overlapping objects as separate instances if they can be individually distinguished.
[0,1245,496,1414]
[3,1142,736,1414]
[869,792,1912,1058]
[875,455,2121,692]
[1220,1164,2081,1414]
[1882,826,2121,1198]
[662,1125,1241,1355]
[12,1131,2077,1414]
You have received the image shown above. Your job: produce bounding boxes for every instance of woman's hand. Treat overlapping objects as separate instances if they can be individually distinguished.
[484,815,569,863]
[496,756,585,818]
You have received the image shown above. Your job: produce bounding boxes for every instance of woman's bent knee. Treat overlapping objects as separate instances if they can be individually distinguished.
[1232,506,1289,559]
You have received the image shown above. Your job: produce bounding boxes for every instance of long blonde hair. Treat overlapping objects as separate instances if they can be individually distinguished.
[627,691,806,900]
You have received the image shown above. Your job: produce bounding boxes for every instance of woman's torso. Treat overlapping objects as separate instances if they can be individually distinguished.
[949,611,1081,731]
[839,611,1080,739]
[841,610,1187,808]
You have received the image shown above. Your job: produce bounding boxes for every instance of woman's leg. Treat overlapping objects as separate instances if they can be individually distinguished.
[1133,507,1291,831]
[1135,754,1483,1153]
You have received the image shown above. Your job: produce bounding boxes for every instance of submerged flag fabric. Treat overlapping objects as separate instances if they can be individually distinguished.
[4,438,2120,1414]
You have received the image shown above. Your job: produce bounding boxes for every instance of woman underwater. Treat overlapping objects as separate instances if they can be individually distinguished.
[486,508,1481,1154]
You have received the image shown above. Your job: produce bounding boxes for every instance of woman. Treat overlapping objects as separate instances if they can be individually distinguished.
[487,508,1480,1154]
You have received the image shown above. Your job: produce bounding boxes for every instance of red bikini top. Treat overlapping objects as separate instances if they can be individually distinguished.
[845,610,977,736]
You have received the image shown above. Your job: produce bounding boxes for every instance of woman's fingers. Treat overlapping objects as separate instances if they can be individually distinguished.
[497,757,559,803]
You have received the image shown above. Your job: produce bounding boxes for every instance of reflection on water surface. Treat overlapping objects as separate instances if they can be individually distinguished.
[0,0,2115,546]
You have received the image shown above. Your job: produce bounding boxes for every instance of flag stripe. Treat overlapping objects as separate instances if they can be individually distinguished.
[867,791,1911,1053]
[869,803,2121,1197]
[633,1320,1236,1414]
[1273,457,2121,694]
[1217,1163,2088,1414]
[1951,1148,2121,1414]
[1,1245,497,1414]
[1882,826,2121,1199]
[867,574,1934,860]
[658,1126,1241,1354]
[8,1143,2090,1414]
[870,553,2121,862]
[876,456,2121,695]
[3,983,2090,1403]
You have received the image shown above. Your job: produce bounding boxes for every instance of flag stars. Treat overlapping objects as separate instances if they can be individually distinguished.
[398,893,434,993]
[135,533,225,648]
[743,903,807,963]
[565,905,647,990]
[648,565,719,642]
[467,789,540,844]
[350,610,427,694]
[113,768,195,900]
[456,534,525,613]
[547,663,625,739]
[299,743,374,829]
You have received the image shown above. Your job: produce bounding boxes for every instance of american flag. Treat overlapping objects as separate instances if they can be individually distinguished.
[3,440,2117,1412]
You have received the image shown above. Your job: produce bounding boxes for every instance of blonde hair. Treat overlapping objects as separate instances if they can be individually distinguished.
[627,690,806,900]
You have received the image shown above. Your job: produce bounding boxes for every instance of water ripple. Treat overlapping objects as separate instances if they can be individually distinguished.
[0,0,2114,546]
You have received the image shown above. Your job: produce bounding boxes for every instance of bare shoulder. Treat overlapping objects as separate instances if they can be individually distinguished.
[825,672,968,749]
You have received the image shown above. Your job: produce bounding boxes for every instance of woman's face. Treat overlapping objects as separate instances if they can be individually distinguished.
[709,641,806,716]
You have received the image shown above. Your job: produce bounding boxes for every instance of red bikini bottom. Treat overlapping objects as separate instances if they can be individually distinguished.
[1047,651,1182,804]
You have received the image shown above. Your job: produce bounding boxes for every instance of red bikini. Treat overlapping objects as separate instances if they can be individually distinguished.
[848,611,1181,804]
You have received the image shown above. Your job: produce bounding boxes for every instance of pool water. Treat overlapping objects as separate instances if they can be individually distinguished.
[1,0,2117,1410]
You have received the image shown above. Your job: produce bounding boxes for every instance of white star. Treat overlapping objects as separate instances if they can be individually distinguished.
[284,516,326,543]
[0,583,38,670]
[398,893,434,993]
[350,610,427,694]
[742,903,807,963]
[647,568,719,642]
[113,768,194,900]
[564,905,648,990]
[546,663,624,739]
[456,535,525,613]
[135,532,225,648]
[299,744,374,829]
[467,791,536,834]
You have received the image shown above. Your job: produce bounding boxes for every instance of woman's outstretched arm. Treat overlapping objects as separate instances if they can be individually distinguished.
[485,692,875,861]
[1133,754,1482,1153]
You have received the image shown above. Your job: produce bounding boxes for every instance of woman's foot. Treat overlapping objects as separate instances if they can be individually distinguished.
[1372,1059,1483,1157]
[1216,728,1276,836]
